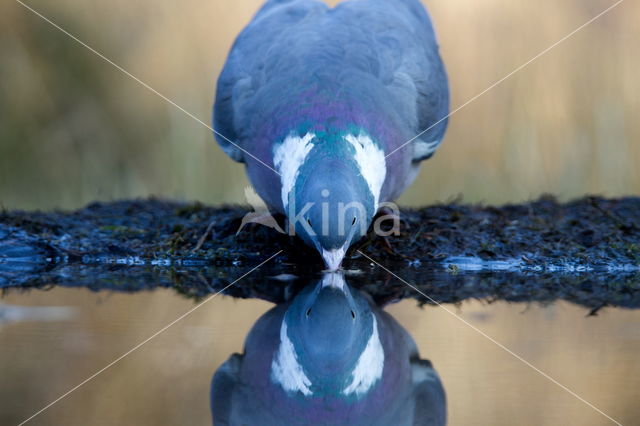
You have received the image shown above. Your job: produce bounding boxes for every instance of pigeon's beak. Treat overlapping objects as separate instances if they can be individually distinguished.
[321,246,346,271]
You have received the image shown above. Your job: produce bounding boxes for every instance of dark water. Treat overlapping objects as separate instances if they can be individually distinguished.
[1,264,639,425]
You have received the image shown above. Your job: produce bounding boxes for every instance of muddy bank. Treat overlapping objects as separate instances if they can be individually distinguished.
[1,196,639,309]
[2,196,639,268]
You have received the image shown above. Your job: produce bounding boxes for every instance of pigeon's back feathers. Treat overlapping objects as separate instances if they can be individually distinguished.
[213,0,327,162]
[213,0,449,164]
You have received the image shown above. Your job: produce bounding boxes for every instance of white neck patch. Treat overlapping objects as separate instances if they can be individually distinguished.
[342,315,385,396]
[270,320,313,396]
[273,133,315,211]
[345,133,386,209]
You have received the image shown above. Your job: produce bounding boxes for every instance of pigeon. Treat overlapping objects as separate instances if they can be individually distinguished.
[210,273,446,425]
[213,0,449,270]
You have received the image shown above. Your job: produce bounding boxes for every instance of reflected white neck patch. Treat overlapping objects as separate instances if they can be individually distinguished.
[342,315,385,396]
[270,320,313,396]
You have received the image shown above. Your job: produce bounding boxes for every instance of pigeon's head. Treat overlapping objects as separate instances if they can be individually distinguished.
[293,157,373,270]
[276,132,386,271]
[271,273,384,397]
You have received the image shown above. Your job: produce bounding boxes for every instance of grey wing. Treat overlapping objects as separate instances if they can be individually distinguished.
[210,353,243,425]
[406,43,449,162]
[411,358,447,426]
[404,4,449,162]
[348,0,449,162]
[388,0,449,162]
[213,0,327,162]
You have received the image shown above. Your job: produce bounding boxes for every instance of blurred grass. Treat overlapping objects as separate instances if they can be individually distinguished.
[0,0,638,210]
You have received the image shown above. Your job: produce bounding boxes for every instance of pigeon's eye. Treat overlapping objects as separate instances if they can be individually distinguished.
[351,217,357,226]
[350,310,356,319]
[306,308,312,317]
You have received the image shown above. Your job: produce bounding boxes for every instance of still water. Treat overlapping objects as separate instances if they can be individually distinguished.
[1,269,639,425]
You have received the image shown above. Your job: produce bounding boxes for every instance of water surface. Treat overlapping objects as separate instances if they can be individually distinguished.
[1,267,639,425]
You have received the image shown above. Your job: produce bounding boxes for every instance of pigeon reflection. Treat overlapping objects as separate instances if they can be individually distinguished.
[211,273,446,425]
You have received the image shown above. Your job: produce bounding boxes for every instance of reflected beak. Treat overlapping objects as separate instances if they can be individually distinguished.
[321,247,346,271]
[321,272,347,291]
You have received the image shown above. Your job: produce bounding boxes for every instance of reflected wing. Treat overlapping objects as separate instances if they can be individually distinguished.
[210,353,243,425]
[411,358,447,426]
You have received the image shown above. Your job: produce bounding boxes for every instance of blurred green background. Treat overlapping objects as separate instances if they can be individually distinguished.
[0,0,638,210]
